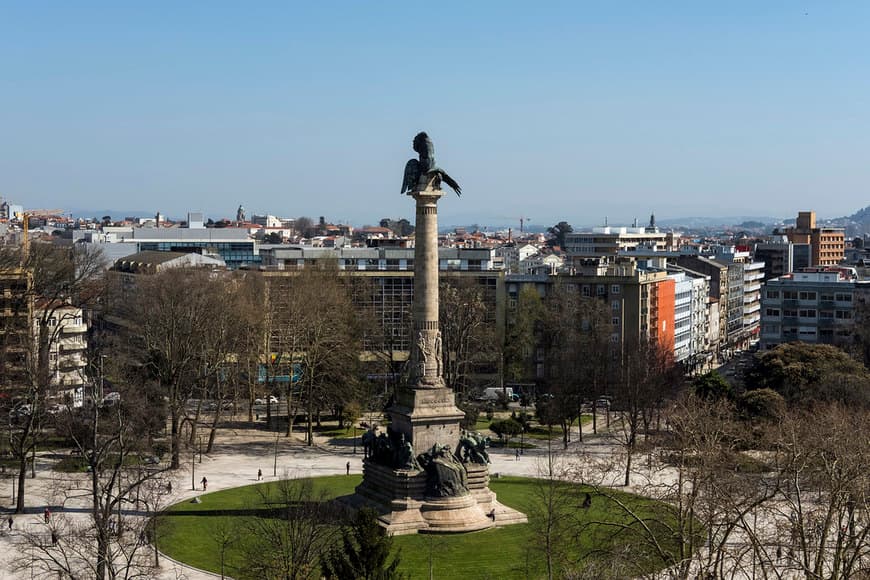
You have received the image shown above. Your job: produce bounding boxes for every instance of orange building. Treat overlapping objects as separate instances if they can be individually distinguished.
[649,277,675,354]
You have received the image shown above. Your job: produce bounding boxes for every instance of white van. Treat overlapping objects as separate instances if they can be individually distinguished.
[478,387,518,402]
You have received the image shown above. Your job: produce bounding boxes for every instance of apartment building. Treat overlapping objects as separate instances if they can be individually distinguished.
[784,211,845,267]
[255,246,505,390]
[761,268,869,347]
[564,226,678,260]
[34,301,88,403]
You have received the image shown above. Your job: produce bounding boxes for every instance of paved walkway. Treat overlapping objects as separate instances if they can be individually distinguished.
[0,422,602,579]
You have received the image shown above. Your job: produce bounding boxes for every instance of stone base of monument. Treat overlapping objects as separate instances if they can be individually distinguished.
[347,460,528,535]
[388,386,465,456]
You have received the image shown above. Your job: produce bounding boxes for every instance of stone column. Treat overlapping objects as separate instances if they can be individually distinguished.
[388,181,463,455]
[410,188,444,388]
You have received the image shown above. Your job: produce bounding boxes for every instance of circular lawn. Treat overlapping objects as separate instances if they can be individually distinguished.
[157,474,688,579]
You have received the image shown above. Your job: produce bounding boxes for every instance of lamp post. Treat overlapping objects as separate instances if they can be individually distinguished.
[353,425,357,455]
[273,433,278,477]
[198,435,202,464]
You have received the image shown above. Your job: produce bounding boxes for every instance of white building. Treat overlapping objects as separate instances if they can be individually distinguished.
[34,301,88,405]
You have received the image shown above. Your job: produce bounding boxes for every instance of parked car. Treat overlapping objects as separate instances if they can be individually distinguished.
[254,396,278,405]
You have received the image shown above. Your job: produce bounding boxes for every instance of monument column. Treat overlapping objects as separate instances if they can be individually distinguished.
[388,179,463,455]
[411,189,444,388]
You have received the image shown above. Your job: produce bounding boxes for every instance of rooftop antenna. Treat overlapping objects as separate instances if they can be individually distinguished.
[604,216,608,226]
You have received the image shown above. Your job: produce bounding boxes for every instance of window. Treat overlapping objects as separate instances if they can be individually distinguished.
[765,308,780,317]
[596,285,606,296]
[767,290,780,299]
[799,291,817,300]
[611,285,621,294]
[581,285,591,297]
[783,291,798,300]
[835,293,853,302]
[612,301,620,311]
[783,309,798,317]
[612,317,620,326]
[836,310,853,320]
[798,309,817,318]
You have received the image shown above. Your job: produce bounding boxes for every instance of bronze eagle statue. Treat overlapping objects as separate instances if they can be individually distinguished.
[401,132,462,196]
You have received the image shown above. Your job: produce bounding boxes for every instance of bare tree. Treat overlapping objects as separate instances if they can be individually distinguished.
[439,277,496,397]
[129,268,234,469]
[611,336,680,487]
[17,378,172,580]
[262,263,362,444]
[240,476,342,580]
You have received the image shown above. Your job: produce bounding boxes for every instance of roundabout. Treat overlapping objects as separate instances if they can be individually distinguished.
[157,474,689,579]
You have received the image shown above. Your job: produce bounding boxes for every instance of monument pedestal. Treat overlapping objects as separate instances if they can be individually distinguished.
[389,385,464,455]
[352,461,527,535]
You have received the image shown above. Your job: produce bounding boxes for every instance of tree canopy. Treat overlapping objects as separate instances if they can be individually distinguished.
[744,343,870,407]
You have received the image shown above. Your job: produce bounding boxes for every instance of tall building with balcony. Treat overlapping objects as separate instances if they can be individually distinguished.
[34,301,88,398]
[760,268,869,347]
[743,261,765,339]
[0,268,32,393]
[564,226,678,261]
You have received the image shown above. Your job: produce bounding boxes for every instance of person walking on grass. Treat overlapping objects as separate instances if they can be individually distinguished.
[257,468,262,481]
[201,476,208,491]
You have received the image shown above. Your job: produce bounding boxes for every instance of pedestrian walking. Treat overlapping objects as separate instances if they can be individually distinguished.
[515,448,520,461]
[257,468,262,481]
[44,508,51,524]
[7,516,12,531]
[346,461,351,476]
[51,531,58,545]
[201,476,208,491]
[167,480,173,494]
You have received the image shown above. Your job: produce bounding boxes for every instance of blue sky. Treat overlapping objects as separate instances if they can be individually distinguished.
[1,1,868,227]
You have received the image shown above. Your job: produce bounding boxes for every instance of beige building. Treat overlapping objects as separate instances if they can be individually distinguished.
[784,211,845,266]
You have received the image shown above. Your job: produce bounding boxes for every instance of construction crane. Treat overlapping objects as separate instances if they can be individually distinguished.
[21,208,64,264]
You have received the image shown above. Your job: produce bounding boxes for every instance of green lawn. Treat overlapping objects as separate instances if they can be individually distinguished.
[157,474,690,579]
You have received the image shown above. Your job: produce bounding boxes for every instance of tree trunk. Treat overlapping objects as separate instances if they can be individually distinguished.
[592,401,598,434]
[206,408,220,453]
[170,410,180,469]
[190,399,202,445]
[15,455,27,514]
[624,434,634,487]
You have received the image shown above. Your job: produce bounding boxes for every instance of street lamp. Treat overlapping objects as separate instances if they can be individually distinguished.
[273,433,279,477]
[353,425,357,455]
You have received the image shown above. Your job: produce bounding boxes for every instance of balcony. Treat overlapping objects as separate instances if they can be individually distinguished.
[61,323,87,334]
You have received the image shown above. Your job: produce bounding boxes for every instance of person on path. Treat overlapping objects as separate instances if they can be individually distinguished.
[201,476,208,491]
[7,516,12,531]
[346,461,350,476]
[515,448,520,461]
[167,480,172,494]
[44,508,51,524]
[257,468,262,481]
